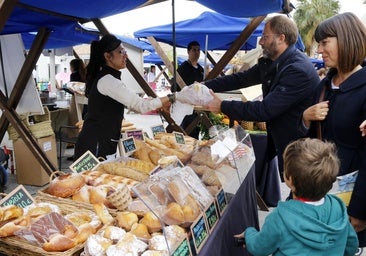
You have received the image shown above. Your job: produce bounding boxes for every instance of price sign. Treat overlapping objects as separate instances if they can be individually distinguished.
[190,214,209,253]
[70,150,100,173]
[125,129,144,141]
[121,137,137,156]
[204,201,219,232]
[0,185,35,208]
[151,124,166,137]
[173,131,185,144]
[215,188,227,216]
[172,237,192,256]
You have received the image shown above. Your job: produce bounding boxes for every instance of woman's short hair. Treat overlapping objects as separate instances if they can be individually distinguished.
[267,15,298,46]
[314,12,366,73]
[283,138,339,200]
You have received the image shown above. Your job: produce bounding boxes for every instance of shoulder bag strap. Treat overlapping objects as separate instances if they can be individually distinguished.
[316,85,327,140]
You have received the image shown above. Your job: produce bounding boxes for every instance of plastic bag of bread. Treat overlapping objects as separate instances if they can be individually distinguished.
[14,212,78,252]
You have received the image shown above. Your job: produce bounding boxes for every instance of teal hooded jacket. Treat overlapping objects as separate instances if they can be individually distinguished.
[245,194,358,256]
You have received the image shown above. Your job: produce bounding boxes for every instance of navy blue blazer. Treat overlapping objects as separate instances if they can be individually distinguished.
[205,45,320,176]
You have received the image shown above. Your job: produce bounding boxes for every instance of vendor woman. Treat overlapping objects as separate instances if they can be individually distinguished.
[74,34,171,159]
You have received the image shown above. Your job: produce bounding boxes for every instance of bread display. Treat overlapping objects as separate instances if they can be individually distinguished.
[47,172,85,198]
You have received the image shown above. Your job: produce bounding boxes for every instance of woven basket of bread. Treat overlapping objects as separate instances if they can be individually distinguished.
[0,198,99,256]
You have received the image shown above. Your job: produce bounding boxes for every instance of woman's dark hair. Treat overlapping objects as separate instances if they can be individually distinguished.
[85,34,121,96]
[70,59,86,82]
[314,12,366,73]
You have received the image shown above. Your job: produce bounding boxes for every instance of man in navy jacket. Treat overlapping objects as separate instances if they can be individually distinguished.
[204,15,319,179]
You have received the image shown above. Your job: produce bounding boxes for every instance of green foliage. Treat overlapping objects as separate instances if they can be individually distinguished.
[198,112,227,140]
[293,0,340,55]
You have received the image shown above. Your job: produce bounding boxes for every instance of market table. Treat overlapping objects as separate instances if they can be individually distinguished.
[250,133,281,207]
[199,163,258,256]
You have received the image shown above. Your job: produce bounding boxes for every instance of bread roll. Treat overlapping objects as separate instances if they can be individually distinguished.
[93,203,114,225]
[0,205,23,222]
[130,223,151,239]
[47,172,85,198]
[139,211,162,233]
[162,203,184,225]
[115,211,138,231]
[42,233,75,252]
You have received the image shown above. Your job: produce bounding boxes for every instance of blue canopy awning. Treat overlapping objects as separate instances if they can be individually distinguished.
[135,12,265,51]
[2,1,290,48]
[144,52,185,65]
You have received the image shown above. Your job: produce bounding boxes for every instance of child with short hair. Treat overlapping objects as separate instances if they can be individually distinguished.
[235,138,358,255]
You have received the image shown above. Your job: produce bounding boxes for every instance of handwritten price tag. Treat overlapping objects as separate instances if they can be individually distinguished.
[0,185,35,208]
[204,201,219,232]
[70,150,100,173]
[190,214,209,253]
[215,188,227,216]
[125,129,144,141]
[121,137,137,156]
[173,131,185,144]
[151,124,166,137]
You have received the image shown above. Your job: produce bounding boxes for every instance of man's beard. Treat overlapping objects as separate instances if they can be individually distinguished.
[262,41,278,59]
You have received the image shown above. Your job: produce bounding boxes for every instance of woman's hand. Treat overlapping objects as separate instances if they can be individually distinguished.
[204,90,222,113]
[160,96,171,113]
[360,120,366,137]
[302,101,329,127]
[350,216,366,233]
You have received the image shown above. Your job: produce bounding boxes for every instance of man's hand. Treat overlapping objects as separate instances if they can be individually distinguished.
[204,90,222,114]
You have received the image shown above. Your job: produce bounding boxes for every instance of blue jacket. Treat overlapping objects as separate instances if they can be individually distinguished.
[205,45,319,175]
[245,195,358,256]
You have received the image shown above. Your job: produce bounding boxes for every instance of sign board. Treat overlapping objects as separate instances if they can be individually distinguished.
[173,131,185,144]
[70,150,100,173]
[190,213,209,253]
[120,137,137,156]
[204,201,219,232]
[172,237,192,256]
[0,185,35,208]
[215,188,227,216]
[151,124,166,137]
[125,129,144,141]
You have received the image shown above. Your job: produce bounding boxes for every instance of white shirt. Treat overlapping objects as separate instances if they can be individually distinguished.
[97,74,162,113]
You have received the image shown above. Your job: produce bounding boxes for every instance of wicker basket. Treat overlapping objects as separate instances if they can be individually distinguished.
[240,121,254,131]
[255,122,267,131]
[106,183,132,211]
[0,198,98,256]
[37,171,118,216]
[7,107,54,140]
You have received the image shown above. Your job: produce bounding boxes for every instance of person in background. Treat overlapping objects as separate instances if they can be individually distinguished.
[300,12,366,247]
[234,138,358,256]
[203,15,319,178]
[361,120,366,137]
[74,34,172,160]
[147,65,157,91]
[176,40,204,138]
[55,67,71,90]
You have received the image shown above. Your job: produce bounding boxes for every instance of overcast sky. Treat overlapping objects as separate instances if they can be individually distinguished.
[100,0,366,37]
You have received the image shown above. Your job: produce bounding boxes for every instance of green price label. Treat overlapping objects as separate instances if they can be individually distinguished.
[205,201,219,232]
[0,185,35,208]
[191,214,208,252]
[216,188,227,216]
[70,150,99,173]
[174,132,185,144]
[172,238,191,256]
